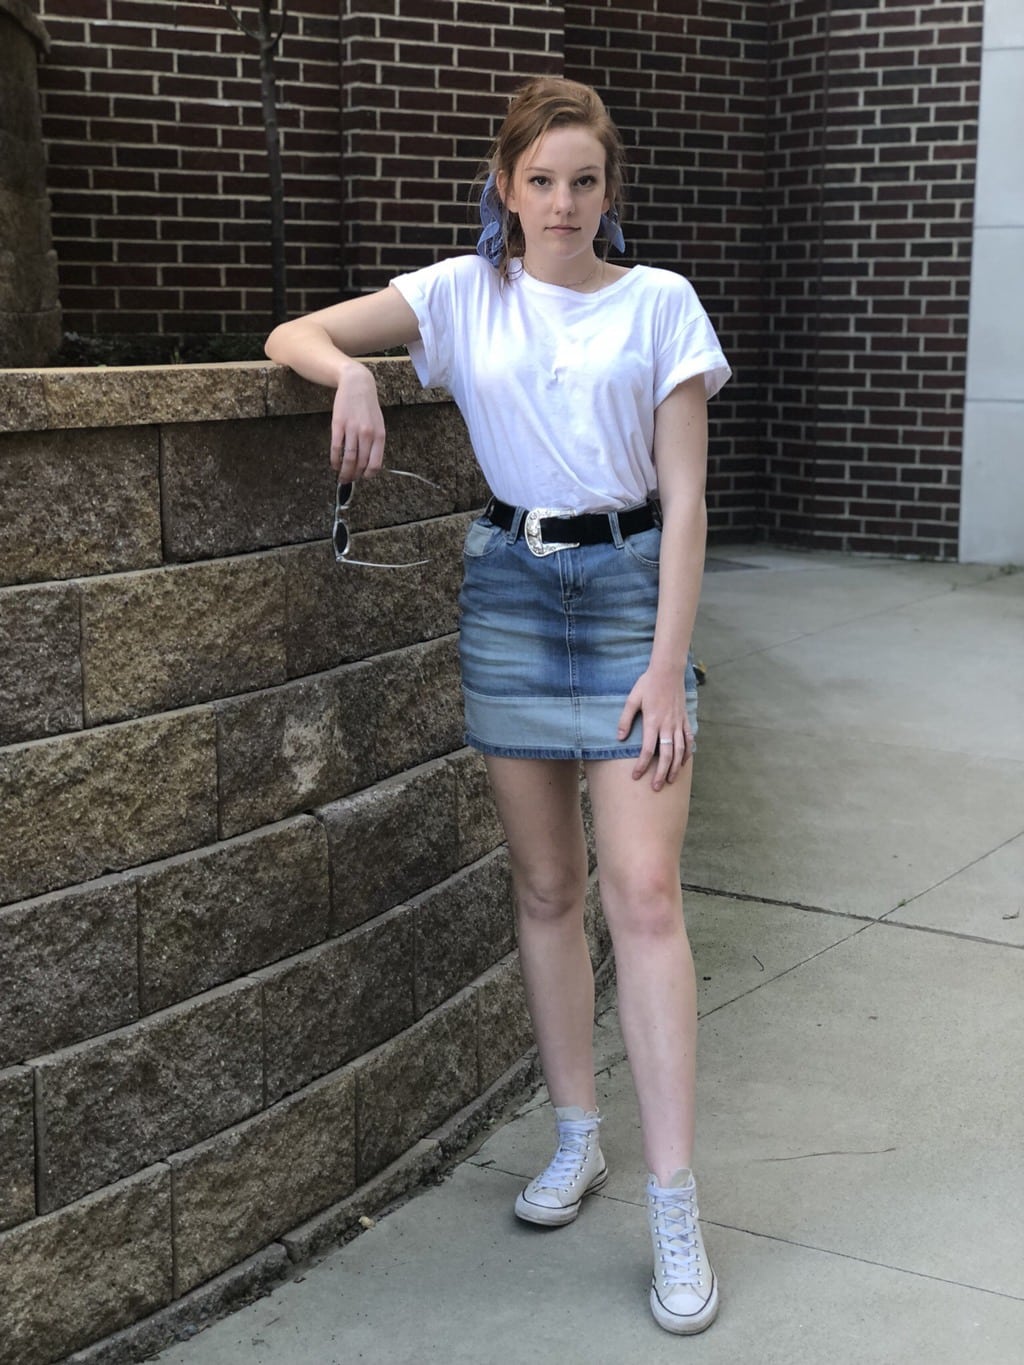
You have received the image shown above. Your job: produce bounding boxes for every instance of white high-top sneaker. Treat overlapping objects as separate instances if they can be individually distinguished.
[514,1106,607,1227]
[647,1168,719,1334]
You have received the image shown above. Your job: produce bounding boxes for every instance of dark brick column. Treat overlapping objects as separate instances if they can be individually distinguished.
[763,0,982,559]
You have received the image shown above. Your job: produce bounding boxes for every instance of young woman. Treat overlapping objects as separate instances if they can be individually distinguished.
[265,76,730,1335]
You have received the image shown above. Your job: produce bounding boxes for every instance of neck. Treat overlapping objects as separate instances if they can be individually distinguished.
[521,254,604,291]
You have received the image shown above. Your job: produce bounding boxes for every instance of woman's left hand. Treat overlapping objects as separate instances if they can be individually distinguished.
[616,666,693,790]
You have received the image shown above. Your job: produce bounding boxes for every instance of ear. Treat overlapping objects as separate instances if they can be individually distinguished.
[497,169,516,214]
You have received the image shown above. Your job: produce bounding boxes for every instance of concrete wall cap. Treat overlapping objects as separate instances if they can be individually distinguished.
[0,359,449,433]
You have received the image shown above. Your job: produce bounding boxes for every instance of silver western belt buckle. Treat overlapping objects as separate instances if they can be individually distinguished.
[524,507,581,557]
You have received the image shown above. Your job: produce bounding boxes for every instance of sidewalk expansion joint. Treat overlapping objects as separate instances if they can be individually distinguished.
[880,826,1024,917]
[685,882,1024,950]
[682,881,876,922]
[702,1220,1024,1304]
[754,1146,898,1162]
[697,927,873,1021]
[872,914,1024,952]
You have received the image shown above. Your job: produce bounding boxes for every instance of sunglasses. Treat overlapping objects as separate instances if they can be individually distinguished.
[333,468,443,568]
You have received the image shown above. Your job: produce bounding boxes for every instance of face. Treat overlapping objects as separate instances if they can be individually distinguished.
[500,124,611,267]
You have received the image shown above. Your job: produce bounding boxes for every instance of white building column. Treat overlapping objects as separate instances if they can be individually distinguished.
[960,0,1024,563]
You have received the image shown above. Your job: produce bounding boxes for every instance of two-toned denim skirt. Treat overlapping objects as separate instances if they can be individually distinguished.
[458,508,699,761]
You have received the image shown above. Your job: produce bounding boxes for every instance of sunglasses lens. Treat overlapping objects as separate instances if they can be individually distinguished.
[333,520,350,558]
[336,482,353,509]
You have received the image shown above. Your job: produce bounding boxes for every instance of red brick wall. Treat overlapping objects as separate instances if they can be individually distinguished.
[339,0,562,289]
[37,0,345,340]
[763,0,982,558]
[564,2,769,542]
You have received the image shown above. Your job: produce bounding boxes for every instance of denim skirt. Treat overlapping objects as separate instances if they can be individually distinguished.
[458,509,699,761]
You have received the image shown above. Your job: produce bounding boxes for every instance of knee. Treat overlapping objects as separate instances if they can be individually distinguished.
[514,868,587,926]
[601,865,685,940]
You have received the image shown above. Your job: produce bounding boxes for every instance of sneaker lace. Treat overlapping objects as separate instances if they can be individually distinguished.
[651,1187,701,1285]
[536,1121,595,1190]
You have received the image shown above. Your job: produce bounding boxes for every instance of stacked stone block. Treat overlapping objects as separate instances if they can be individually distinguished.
[0,360,613,1364]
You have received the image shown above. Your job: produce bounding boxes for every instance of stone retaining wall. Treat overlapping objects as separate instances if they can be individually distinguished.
[0,360,611,1364]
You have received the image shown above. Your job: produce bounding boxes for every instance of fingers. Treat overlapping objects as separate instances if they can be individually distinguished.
[330,376,386,478]
[659,733,678,789]
[332,424,386,480]
[621,692,660,783]
[617,690,641,750]
[644,731,693,797]
[635,718,695,790]
[680,720,695,769]
[650,728,676,791]
[632,727,656,782]
[621,677,696,788]
[666,723,692,784]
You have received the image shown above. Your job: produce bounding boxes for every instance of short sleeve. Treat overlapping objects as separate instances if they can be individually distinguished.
[652,276,732,407]
[389,258,458,390]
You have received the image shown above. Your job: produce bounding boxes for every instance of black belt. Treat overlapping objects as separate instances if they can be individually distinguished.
[484,497,659,556]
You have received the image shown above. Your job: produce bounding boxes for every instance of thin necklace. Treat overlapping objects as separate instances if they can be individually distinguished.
[522,257,603,292]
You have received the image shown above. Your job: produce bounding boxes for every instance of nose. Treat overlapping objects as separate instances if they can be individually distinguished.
[553,180,574,215]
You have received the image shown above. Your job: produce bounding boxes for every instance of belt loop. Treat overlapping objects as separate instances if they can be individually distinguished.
[609,509,625,548]
[506,505,526,544]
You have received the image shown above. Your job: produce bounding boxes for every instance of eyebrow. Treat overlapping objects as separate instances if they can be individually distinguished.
[525,163,602,174]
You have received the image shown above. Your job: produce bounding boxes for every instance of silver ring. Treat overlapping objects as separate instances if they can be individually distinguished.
[659,735,673,745]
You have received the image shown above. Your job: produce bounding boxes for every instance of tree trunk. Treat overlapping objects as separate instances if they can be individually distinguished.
[257,0,287,324]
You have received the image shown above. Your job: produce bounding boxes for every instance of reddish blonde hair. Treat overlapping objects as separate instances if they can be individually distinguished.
[482,77,627,278]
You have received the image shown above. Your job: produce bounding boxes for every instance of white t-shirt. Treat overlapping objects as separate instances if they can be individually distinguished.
[390,254,731,513]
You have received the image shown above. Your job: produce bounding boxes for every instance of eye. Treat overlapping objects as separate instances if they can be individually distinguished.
[575,175,598,189]
[529,175,550,187]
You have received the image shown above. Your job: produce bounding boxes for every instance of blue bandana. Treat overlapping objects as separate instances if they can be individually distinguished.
[601,207,626,254]
[476,173,505,267]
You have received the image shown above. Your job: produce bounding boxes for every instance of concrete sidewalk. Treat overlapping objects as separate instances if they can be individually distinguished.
[152,549,1024,1365]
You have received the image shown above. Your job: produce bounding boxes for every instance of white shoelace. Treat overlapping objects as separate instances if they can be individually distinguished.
[651,1188,701,1285]
[535,1121,596,1190]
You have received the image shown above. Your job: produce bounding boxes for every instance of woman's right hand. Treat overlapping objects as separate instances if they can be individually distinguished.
[266,286,420,481]
[331,361,387,481]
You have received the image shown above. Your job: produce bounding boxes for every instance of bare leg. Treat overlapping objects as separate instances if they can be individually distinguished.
[484,756,596,1109]
[583,757,697,1182]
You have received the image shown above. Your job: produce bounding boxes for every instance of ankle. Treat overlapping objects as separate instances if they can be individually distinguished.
[554,1104,601,1127]
[648,1166,696,1195]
